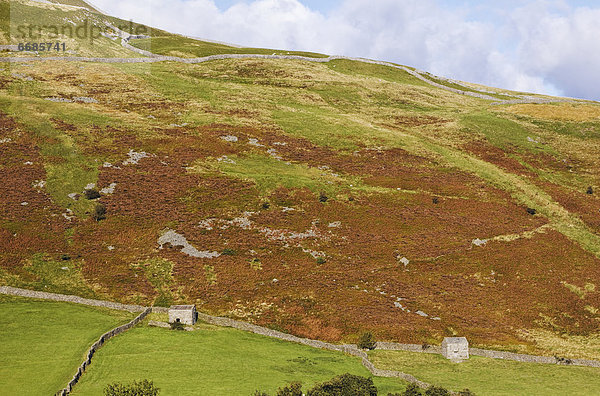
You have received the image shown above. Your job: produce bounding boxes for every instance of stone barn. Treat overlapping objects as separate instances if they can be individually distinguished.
[441,337,469,361]
[168,305,197,325]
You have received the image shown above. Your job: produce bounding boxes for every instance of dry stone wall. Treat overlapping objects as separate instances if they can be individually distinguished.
[57,307,152,396]
[0,286,145,312]
[2,285,600,394]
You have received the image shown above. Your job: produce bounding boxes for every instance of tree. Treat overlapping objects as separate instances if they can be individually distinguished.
[104,379,159,396]
[93,203,107,221]
[277,382,303,396]
[424,386,450,396]
[403,383,423,396]
[307,373,377,396]
[357,332,377,350]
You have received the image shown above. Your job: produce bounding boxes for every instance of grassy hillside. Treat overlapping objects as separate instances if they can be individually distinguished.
[0,295,134,395]
[1,0,600,364]
[370,350,600,396]
[72,314,406,395]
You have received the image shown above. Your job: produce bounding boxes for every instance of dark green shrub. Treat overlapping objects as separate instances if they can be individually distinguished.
[357,331,376,350]
[104,379,159,396]
[222,248,236,256]
[93,204,107,221]
[170,321,185,331]
[84,188,101,200]
[277,382,303,396]
[252,391,270,396]
[262,201,271,209]
[424,386,450,396]
[526,207,537,216]
[458,389,475,396]
[587,186,594,195]
[401,383,422,396]
[319,192,329,202]
[432,197,439,204]
[316,257,327,265]
[307,373,377,396]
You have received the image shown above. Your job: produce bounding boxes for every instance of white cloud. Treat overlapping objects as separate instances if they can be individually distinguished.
[90,0,600,100]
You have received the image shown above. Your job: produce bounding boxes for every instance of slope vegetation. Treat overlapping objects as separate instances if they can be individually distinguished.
[0,0,599,359]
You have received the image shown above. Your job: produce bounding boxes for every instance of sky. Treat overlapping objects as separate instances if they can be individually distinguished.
[90,0,600,100]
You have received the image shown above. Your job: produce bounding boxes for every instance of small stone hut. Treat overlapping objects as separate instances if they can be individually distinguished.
[441,337,469,360]
[168,305,197,325]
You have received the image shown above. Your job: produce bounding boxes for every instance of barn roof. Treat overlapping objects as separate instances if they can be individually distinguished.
[443,337,468,344]
[169,305,196,310]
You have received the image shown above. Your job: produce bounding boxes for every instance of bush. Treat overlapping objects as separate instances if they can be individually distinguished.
[457,389,475,396]
[319,192,329,202]
[222,248,236,256]
[93,203,107,221]
[401,383,423,396]
[262,201,271,209]
[432,197,439,204]
[357,332,376,350]
[587,186,594,195]
[277,382,303,396]
[526,207,537,216]
[170,321,185,331]
[84,188,101,200]
[104,379,159,396]
[554,355,573,365]
[307,373,377,396]
[252,391,270,396]
[316,257,327,265]
[424,386,450,396]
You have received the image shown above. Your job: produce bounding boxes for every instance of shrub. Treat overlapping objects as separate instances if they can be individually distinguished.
[253,391,270,396]
[307,373,377,396]
[432,197,439,204]
[357,332,376,350]
[401,383,423,396]
[457,389,475,396]
[526,207,537,216]
[316,257,327,265]
[319,192,329,202]
[250,258,262,270]
[170,321,185,331]
[424,386,450,396]
[554,355,573,365]
[262,201,271,209]
[277,382,303,396]
[587,186,594,195]
[104,379,159,396]
[222,248,236,256]
[93,204,107,221]
[84,188,101,200]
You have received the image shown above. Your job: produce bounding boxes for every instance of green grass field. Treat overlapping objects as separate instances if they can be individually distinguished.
[370,350,600,396]
[72,318,407,395]
[0,295,134,395]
